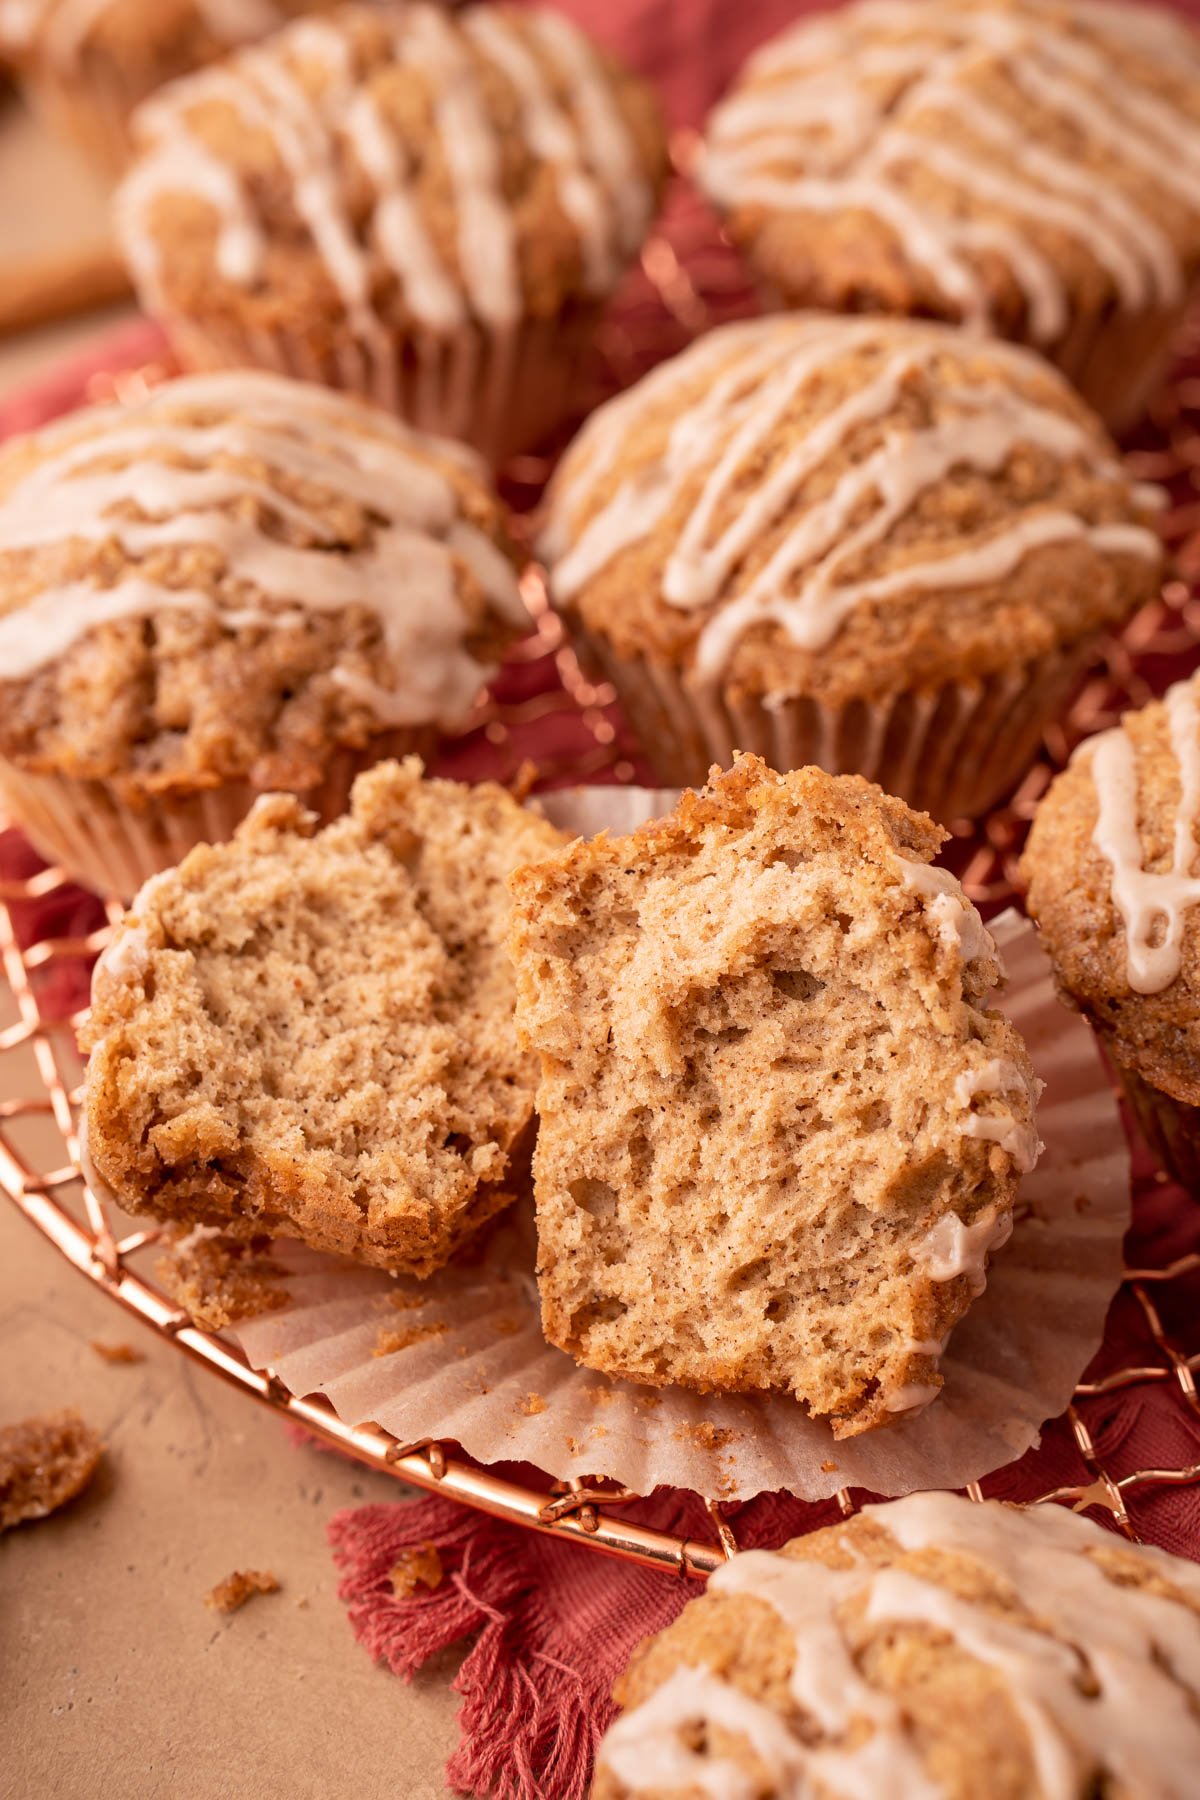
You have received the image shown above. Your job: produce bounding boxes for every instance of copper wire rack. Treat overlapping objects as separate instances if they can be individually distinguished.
[5,180,1200,1576]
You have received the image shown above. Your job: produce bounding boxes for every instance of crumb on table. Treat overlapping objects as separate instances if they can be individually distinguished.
[390,1542,444,1599]
[0,1410,103,1532]
[90,1340,145,1365]
[205,1569,281,1614]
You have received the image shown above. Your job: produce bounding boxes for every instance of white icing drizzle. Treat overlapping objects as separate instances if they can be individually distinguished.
[899,857,993,965]
[115,3,654,334]
[952,1059,1044,1174]
[597,1492,1200,1800]
[0,371,527,726]
[542,315,1161,678]
[913,1203,1016,1293]
[883,1380,943,1414]
[1089,677,1200,995]
[701,0,1200,338]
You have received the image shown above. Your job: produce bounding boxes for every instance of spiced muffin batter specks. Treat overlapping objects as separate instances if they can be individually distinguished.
[508,756,1040,1437]
[83,759,565,1275]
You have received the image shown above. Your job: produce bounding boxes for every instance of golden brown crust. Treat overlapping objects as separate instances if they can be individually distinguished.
[83,758,564,1275]
[701,0,1200,337]
[1022,681,1200,1103]
[117,4,668,334]
[509,756,1038,1435]
[540,318,1161,707]
[594,1496,1200,1800]
[0,372,524,798]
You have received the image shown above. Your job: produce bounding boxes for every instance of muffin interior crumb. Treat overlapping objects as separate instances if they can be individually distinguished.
[510,757,1038,1435]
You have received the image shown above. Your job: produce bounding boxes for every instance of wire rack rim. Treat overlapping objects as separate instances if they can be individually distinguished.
[5,1174,727,1579]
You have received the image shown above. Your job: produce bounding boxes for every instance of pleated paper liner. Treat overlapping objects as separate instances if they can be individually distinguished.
[168,785,1129,1506]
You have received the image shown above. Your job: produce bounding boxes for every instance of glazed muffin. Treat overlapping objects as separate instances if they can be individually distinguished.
[701,0,1200,433]
[0,368,528,896]
[539,314,1163,820]
[593,1491,1200,1799]
[114,3,668,462]
[0,0,327,172]
[83,758,565,1274]
[508,756,1040,1438]
[1023,674,1200,1190]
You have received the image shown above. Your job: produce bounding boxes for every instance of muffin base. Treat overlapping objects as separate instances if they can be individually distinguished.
[0,732,433,898]
[163,305,602,467]
[1053,299,1191,439]
[1115,1062,1200,1193]
[573,627,1098,823]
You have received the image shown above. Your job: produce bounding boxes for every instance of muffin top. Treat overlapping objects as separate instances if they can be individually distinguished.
[539,314,1162,704]
[114,2,667,338]
[594,1492,1200,1800]
[83,757,565,1274]
[701,0,1200,340]
[510,755,1039,1435]
[0,369,528,798]
[1023,673,1200,1104]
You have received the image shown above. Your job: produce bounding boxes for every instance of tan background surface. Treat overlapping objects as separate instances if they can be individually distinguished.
[0,93,466,1800]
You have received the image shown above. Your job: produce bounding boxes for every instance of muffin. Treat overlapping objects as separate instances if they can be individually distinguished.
[700,0,1200,433]
[1023,673,1200,1190]
[82,758,565,1274]
[114,3,668,462]
[0,367,528,896]
[0,0,324,172]
[593,1491,1200,1799]
[539,314,1163,820]
[508,756,1040,1438]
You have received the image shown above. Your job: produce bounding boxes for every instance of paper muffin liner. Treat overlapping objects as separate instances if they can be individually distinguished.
[160,303,603,467]
[1050,296,1193,438]
[567,626,1097,823]
[1112,1062,1200,1194]
[0,729,432,898]
[199,786,1132,1504]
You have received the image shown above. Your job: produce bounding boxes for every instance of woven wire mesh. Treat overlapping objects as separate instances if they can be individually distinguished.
[3,178,1200,1571]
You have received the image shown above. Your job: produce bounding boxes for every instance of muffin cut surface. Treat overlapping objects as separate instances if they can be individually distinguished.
[83,759,564,1274]
[508,757,1040,1436]
[593,1492,1200,1800]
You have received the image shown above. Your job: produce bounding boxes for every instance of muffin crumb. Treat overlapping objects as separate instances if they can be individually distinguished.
[90,1340,145,1365]
[0,1410,103,1531]
[389,1543,444,1600]
[205,1569,281,1614]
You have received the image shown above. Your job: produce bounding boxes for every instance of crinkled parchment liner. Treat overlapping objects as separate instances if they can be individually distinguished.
[229,788,1130,1504]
